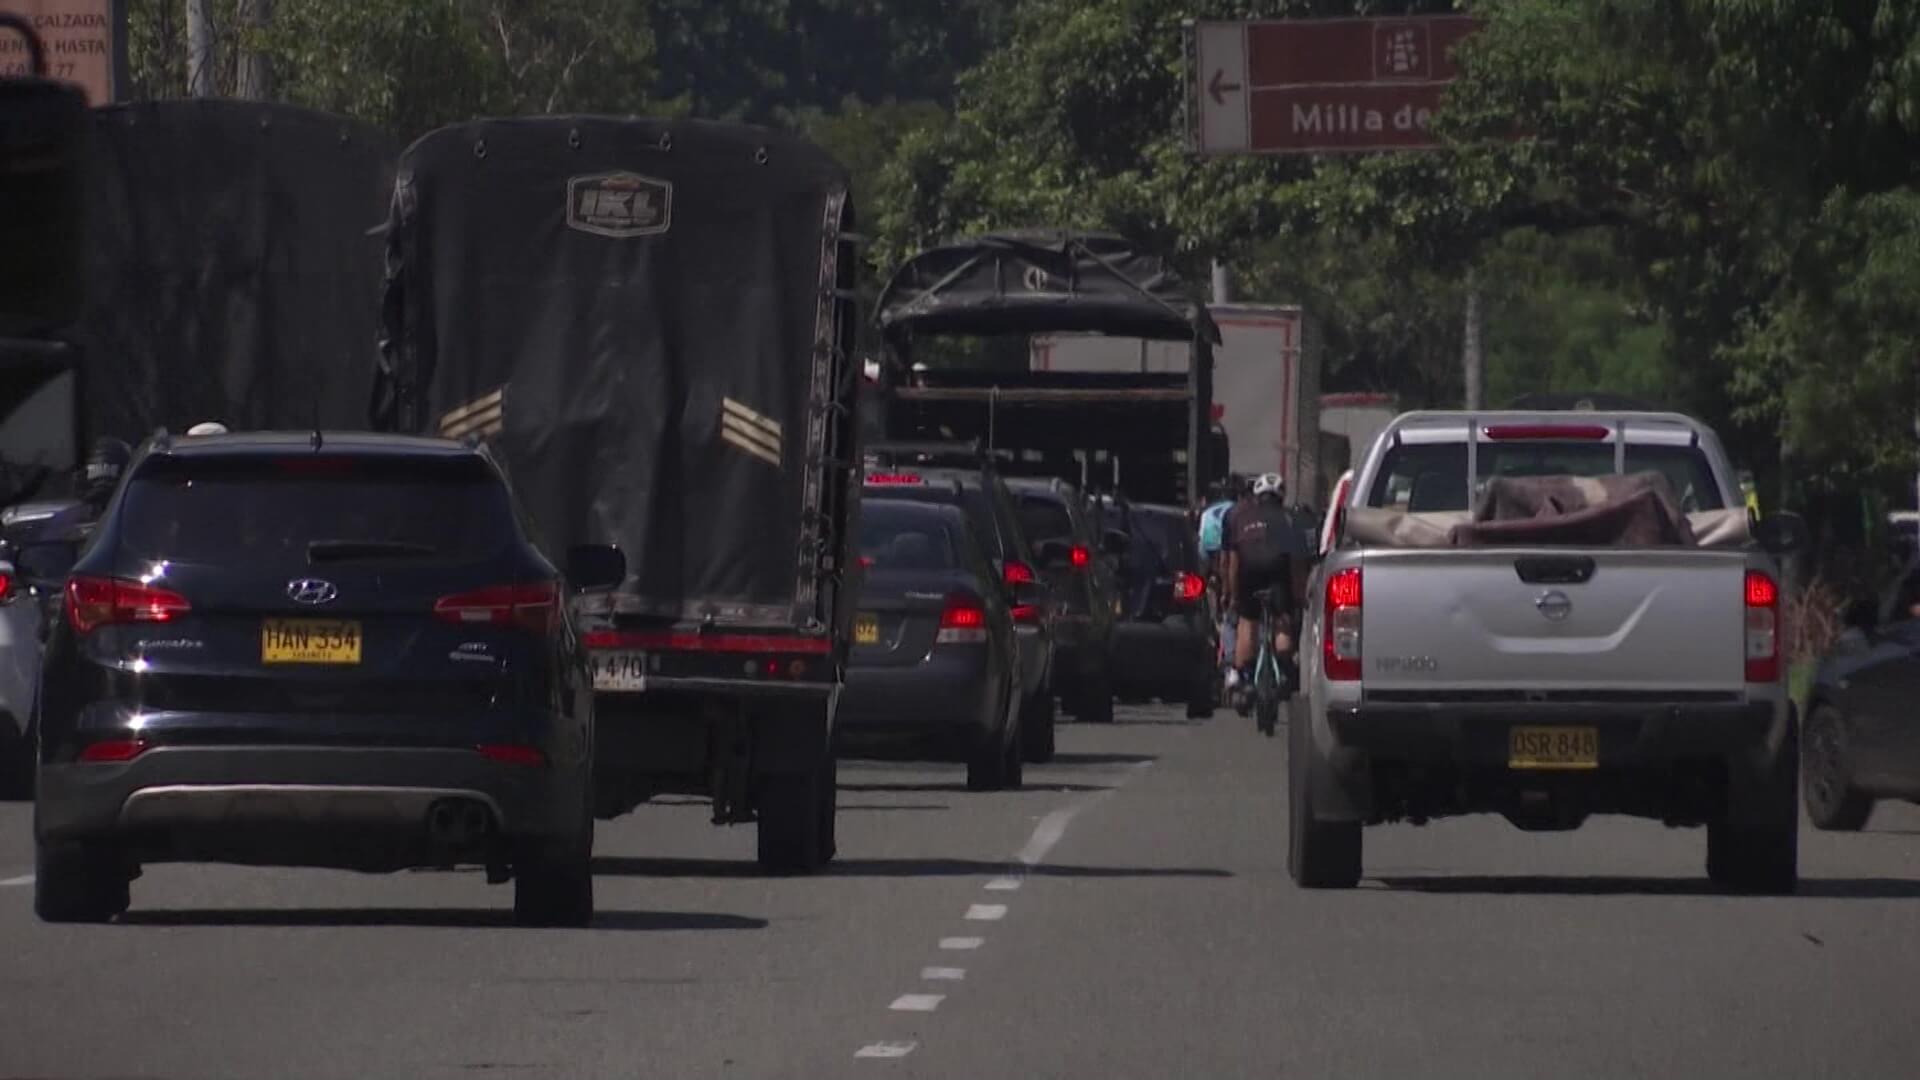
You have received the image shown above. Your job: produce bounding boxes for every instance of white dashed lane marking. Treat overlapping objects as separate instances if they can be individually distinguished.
[855,1042,918,1059]
[984,876,1022,891]
[938,937,984,950]
[921,967,966,981]
[0,874,33,888]
[964,903,1007,921]
[890,994,945,1012]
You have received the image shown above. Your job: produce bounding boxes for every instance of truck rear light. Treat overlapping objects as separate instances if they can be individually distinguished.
[937,594,989,644]
[1324,567,1363,682]
[1174,572,1205,603]
[476,744,546,767]
[78,738,149,763]
[1745,570,1779,682]
[65,576,191,636]
[1069,545,1091,569]
[434,582,559,634]
[1482,424,1611,441]
[864,472,924,485]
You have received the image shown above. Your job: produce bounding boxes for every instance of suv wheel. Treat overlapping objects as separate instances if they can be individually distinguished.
[513,818,594,928]
[34,839,131,924]
[1707,714,1800,895]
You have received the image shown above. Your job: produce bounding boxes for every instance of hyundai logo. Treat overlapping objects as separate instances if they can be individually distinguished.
[287,578,339,606]
[1535,590,1572,622]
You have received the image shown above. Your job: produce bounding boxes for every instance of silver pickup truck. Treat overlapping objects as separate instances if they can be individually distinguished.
[1291,410,1804,892]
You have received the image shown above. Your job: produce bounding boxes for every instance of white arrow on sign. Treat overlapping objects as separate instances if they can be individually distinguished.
[1193,22,1251,153]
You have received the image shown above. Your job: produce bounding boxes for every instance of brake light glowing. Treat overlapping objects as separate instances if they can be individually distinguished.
[1174,572,1205,603]
[1069,545,1091,569]
[1481,424,1611,441]
[0,571,12,602]
[1324,567,1363,682]
[1002,560,1037,586]
[433,581,559,634]
[937,594,989,644]
[865,472,925,486]
[476,744,546,767]
[78,739,148,763]
[1745,570,1779,682]
[65,576,191,636]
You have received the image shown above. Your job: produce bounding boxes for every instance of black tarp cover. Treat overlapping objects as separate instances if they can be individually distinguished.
[875,230,1220,344]
[0,77,87,340]
[377,117,854,629]
[75,101,396,442]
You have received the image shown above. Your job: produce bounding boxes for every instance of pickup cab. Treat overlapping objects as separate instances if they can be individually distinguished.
[1292,411,1804,892]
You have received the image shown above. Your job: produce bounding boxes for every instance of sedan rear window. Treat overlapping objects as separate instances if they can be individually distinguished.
[858,505,957,571]
[117,456,518,566]
[1016,496,1076,545]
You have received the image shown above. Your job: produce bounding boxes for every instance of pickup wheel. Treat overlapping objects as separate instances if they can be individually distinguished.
[1287,705,1361,889]
[1803,705,1873,831]
[1707,716,1800,895]
[757,767,827,874]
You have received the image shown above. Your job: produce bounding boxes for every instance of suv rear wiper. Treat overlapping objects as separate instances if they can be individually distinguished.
[307,539,439,562]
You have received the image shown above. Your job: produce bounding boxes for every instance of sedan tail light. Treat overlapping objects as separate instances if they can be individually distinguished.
[434,582,559,634]
[66,576,191,636]
[1004,560,1042,624]
[1744,570,1779,683]
[1069,545,1091,570]
[1174,572,1205,604]
[936,593,989,644]
[1323,567,1363,682]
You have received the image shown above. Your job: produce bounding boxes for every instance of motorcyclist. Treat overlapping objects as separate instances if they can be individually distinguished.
[1223,472,1310,707]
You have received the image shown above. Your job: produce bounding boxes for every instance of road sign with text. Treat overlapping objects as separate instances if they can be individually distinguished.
[0,0,117,106]
[1186,16,1481,156]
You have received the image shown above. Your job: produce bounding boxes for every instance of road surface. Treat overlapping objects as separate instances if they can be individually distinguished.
[3,704,1918,1079]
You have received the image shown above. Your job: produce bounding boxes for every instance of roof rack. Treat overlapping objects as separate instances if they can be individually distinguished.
[864,438,989,467]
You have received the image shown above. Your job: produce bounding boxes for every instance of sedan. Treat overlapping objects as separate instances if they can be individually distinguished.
[1804,611,1920,830]
[837,500,1029,791]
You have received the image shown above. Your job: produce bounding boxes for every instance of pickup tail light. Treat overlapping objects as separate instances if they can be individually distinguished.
[937,593,990,644]
[434,581,559,634]
[1744,570,1779,682]
[66,576,191,636]
[1174,572,1205,604]
[1324,567,1363,682]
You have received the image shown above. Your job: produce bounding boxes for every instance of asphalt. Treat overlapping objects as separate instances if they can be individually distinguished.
[3,704,1919,1079]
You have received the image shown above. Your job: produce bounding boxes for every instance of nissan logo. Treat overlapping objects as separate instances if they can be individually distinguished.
[287,578,339,606]
[1535,590,1572,622]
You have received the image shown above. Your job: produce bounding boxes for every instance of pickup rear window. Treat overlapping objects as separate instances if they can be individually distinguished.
[1368,442,1725,512]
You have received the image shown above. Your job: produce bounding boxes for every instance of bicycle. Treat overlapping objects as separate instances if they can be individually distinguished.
[1235,587,1295,737]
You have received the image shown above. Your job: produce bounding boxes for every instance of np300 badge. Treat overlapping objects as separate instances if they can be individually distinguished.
[566,171,672,238]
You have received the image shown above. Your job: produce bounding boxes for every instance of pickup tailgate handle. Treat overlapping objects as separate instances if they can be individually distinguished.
[1513,555,1596,585]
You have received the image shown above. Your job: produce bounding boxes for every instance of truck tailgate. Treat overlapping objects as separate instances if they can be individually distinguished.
[1359,548,1749,695]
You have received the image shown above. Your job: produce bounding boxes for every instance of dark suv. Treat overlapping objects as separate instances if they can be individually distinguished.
[1093,497,1217,717]
[1004,477,1123,724]
[861,443,1057,761]
[33,432,615,925]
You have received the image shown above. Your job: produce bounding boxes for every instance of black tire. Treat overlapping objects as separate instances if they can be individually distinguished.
[1707,716,1800,895]
[1078,660,1115,725]
[1184,664,1216,720]
[817,753,838,865]
[514,817,594,928]
[1021,690,1057,764]
[1002,711,1025,791]
[756,768,826,873]
[34,839,130,924]
[1803,705,1873,831]
[0,730,31,801]
[1287,705,1361,889]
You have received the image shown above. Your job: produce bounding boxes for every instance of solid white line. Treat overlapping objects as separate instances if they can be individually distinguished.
[0,874,33,888]
[855,1042,918,1059]
[921,967,966,981]
[965,903,1007,921]
[890,994,945,1012]
[939,936,984,950]
[984,876,1022,891]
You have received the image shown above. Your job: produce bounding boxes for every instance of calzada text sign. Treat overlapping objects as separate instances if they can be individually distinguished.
[1187,16,1481,156]
[0,0,116,105]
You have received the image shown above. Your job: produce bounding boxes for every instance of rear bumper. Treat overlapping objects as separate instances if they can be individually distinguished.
[838,651,997,750]
[1327,699,1778,765]
[1111,617,1211,693]
[37,744,585,848]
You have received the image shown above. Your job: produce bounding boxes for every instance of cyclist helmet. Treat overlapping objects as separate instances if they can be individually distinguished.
[1252,472,1285,499]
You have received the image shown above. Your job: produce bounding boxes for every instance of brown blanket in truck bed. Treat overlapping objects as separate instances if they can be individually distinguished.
[1449,472,1697,546]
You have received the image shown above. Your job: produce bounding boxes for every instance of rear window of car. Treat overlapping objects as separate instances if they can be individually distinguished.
[1367,441,1726,512]
[117,455,518,565]
[1127,510,1198,571]
[858,503,958,571]
[1016,495,1076,545]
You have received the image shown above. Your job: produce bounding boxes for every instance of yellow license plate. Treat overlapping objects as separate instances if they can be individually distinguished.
[854,614,880,645]
[262,618,363,664]
[1508,726,1599,770]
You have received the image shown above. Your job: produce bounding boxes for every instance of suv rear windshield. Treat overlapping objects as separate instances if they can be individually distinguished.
[1015,495,1077,545]
[118,455,517,565]
[1123,508,1199,574]
[1367,441,1725,513]
[857,503,958,571]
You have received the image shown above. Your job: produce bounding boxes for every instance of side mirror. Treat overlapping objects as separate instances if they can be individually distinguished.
[1035,538,1074,568]
[1101,528,1130,557]
[566,544,627,591]
[1753,512,1809,556]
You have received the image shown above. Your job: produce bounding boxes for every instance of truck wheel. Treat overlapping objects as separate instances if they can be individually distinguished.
[757,769,825,873]
[1078,662,1115,725]
[34,839,130,924]
[1707,717,1800,895]
[817,754,838,865]
[1803,705,1873,831]
[514,818,594,928]
[1021,690,1056,764]
[1287,707,1361,889]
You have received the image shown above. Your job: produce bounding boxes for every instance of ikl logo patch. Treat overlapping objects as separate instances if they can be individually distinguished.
[566,172,672,238]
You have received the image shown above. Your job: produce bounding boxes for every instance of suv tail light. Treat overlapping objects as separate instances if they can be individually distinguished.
[937,593,989,644]
[1174,572,1205,604]
[66,576,191,636]
[434,582,560,634]
[1069,544,1091,569]
[1744,570,1779,682]
[1324,567,1363,682]
[78,738,149,763]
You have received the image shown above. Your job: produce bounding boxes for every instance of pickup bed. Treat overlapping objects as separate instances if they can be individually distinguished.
[1291,411,1800,893]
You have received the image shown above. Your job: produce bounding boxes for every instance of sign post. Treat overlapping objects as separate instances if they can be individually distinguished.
[0,0,121,105]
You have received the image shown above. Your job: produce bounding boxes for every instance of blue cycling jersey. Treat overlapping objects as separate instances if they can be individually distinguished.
[1197,500,1233,557]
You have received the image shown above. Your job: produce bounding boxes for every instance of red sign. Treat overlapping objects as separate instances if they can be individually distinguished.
[1188,16,1482,155]
[0,0,117,106]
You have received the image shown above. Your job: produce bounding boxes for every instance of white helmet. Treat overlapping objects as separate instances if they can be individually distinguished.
[1252,472,1285,498]
[186,421,229,436]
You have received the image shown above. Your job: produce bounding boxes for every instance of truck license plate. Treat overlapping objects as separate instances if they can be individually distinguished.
[1508,726,1599,770]
[591,650,647,692]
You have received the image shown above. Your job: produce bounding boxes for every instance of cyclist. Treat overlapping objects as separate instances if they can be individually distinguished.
[1196,475,1244,675]
[1223,472,1310,708]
